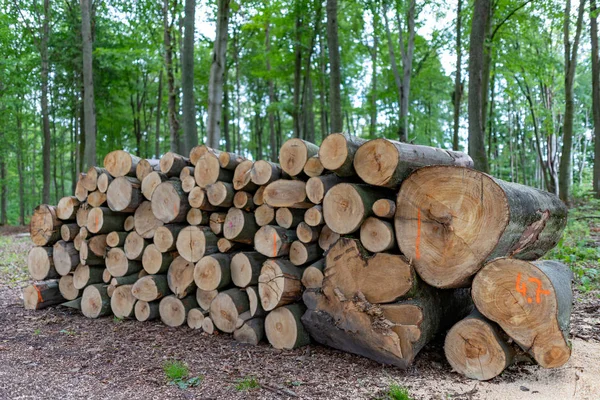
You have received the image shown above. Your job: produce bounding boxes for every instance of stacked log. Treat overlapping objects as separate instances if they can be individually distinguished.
[24,138,571,380]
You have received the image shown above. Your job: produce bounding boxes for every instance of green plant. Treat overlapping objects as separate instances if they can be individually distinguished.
[235,376,260,391]
[388,383,413,400]
[113,316,123,324]
[33,328,41,335]
[59,329,76,336]
[162,360,202,389]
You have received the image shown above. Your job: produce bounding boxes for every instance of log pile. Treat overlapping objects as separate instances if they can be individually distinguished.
[24,134,571,380]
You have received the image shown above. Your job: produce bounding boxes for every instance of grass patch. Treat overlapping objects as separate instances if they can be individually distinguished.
[162,360,202,389]
[387,383,413,400]
[235,376,260,391]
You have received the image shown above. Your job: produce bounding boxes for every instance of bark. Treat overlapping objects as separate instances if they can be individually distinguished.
[42,0,51,202]
[265,21,277,161]
[453,0,463,151]
[24,281,63,310]
[181,0,197,154]
[155,69,163,158]
[593,0,600,197]
[326,0,343,133]
[81,0,96,169]
[164,0,180,152]
[209,288,249,333]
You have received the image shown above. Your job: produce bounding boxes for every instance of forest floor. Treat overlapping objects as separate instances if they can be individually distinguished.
[1,221,600,400]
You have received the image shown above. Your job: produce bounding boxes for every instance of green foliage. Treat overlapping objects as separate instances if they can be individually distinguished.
[234,376,260,391]
[33,328,41,336]
[162,360,203,389]
[112,316,123,324]
[387,383,413,400]
[0,235,30,287]
[59,329,76,336]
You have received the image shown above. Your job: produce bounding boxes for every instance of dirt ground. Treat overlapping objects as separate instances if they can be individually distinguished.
[1,230,599,400]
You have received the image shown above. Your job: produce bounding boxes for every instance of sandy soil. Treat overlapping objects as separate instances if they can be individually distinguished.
[1,231,599,400]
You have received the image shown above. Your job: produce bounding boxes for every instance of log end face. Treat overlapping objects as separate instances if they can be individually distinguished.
[104,150,132,178]
[265,306,298,349]
[159,296,187,327]
[319,133,349,172]
[280,138,310,176]
[354,139,397,187]
[28,247,52,281]
[323,184,365,235]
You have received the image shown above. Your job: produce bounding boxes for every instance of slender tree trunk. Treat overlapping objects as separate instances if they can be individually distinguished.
[206,0,231,148]
[223,69,231,151]
[155,69,163,158]
[16,112,25,225]
[326,0,343,134]
[304,77,315,143]
[41,0,51,203]
[368,4,379,139]
[164,0,180,152]
[318,33,328,140]
[0,130,6,225]
[293,12,303,139]
[592,0,600,197]
[234,30,242,154]
[182,0,197,153]
[265,22,277,160]
[559,0,586,202]
[468,0,490,172]
[452,0,463,151]
[81,0,96,169]
[399,0,416,142]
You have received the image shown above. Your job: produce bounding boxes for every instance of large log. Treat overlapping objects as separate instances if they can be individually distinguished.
[360,217,396,253]
[472,258,572,369]
[73,264,105,289]
[175,226,219,263]
[160,152,191,176]
[132,274,170,301]
[53,240,79,276]
[250,160,288,186]
[124,231,149,261]
[28,247,58,280]
[258,259,304,311]
[106,247,142,277]
[151,180,191,223]
[445,310,515,381]
[194,253,232,291]
[154,224,187,252]
[305,175,345,205]
[234,318,265,345]
[318,225,340,251]
[318,133,366,177]
[56,196,80,220]
[136,158,161,181]
[30,204,62,246]
[106,176,143,213]
[209,288,250,333]
[142,244,177,274]
[196,288,218,310]
[23,281,63,310]
[104,150,141,177]
[254,204,276,227]
[304,205,324,227]
[58,274,80,301]
[395,166,569,288]
[134,300,160,321]
[206,182,235,207]
[87,207,127,234]
[167,256,197,298]
[289,241,322,266]
[194,153,234,188]
[254,225,298,258]
[188,187,217,211]
[81,283,112,318]
[223,208,258,244]
[265,304,310,349]
[97,172,113,193]
[354,138,474,188]
[279,138,319,177]
[141,171,168,200]
[323,183,394,235]
[134,201,164,239]
[263,180,312,209]
[231,252,267,288]
[232,160,258,192]
[275,208,305,229]
[159,295,198,327]
[111,284,137,318]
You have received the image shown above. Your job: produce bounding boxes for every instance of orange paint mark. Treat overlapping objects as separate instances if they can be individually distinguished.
[528,277,551,304]
[515,273,528,297]
[36,286,43,304]
[515,274,550,304]
[527,298,532,303]
[415,209,421,260]
[273,232,277,257]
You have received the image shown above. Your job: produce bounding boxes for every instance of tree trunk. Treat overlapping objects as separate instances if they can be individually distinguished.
[296,222,321,243]
[304,205,324,227]
[181,0,197,155]
[594,0,600,197]
[232,160,258,191]
[279,138,320,177]
[289,241,322,266]
[254,204,275,227]
[326,0,343,133]
[230,252,267,288]
[360,217,396,253]
[41,0,51,202]
[155,69,163,158]
[306,174,345,204]
[59,274,80,301]
[111,284,137,319]
[234,318,265,345]
[82,284,111,318]
[452,0,463,151]
[223,208,258,243]
[301,259,325,289]
[81,0,96,169]
[106,247,143,277]
[27,247,58,280]
[141,171,167,201]
[135,300,160,321]
[154,224,187,252]
[265,21,278,161]
[164,0,180,152]
[151,180,191,223]
[175,226,218,263]
[106,177,143,213]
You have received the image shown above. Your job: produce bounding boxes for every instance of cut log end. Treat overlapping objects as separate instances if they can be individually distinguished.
[28,247,56,280]
[24,281,63,310]
[134,300,159,321]
[30,205,61,246]
[279,138,319,177]
[258,259,303,311]
[81,284,111,318]
[209,289,249,333]
[360,217,395,253]
[159,295,197,327]
[111,284,137,319]
[265,304,310,349]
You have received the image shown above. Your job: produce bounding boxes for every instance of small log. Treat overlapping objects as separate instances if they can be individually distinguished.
[142,244,177,274]
[306,174,345,205]
[254,225,298,258]
[233,191,256,211]
[194,153,234,188]
[296,222,321,243]
[206,182,235,207]
[124,215,135,231]
[73,229,85,251]
[189,145,221,166]
[234,318,265,345]
[251,160,289,186]
[196,288,218,310]
[181,176,196,193]
[255,204,276,226]
[209,288,250,333]
[151,180,191,223]
[373,199,396,219]
[264,180,312,209]
[318,133,366,177]
[59,274,80,301]
[28,247,58,280]
[111,284,137,318]
[110,273,142,287]
[186,208,209,226]
[265,304,310,349]
[275,208,305,229]
[79,240,105,266]
[87,207,127,234]
[24,281,63,310]
[396,166,569,288]
[232,160,258,191]
[73,264,105,289]
[87,191,107,207]
[318,225,340,251]
[219,151,247,170]
[53,240,79,276]
[301,259,325,289]
[82,166,106,191]
[445,310,515,381]
[167,256,197,298]
[102,268,112,283]
[231,252,267,288]
[134,201,164,239]
[134,300,160,321]
[202,316,216,334]
[187,308,209,329]
[153,224,187,252]
[56,196,80,220]
[303,156,325,177]
[179,166,195,180]
[176,226,219,263]
[304,205,324,227]
[354,138,474,188]
[253,186,266,206]
[107,176,143,213]
[279,138,320,177]
[141,171,168,200]
[160,152,191,176]
[159,295,198,327]
[106,247,142,277]
[88,234,108,257]
[104,150,142,177]
[258,259,304,311]
[223,208,258,244]
[188,186,217,210]
[136,158,161,181]
[30,204,62,246]
[124,231,149,261]
[106,231,128,247]
[97,172,114,193]
[76,204,90,228]
[194,253,233,291]
[360,217,396,253]
[75,178,89,202]
[472,258,572,369]
[217,238,245,253]
[289,241,322,266]
[209,212,226,235]
[132,274,170,301]
[81,283,112,318]
[323,183,394,234]
[245,286,266,317]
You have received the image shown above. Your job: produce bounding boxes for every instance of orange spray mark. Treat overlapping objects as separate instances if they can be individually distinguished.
[528,277,550,304]
[273,232,277,257]
[415,209,421,260]
[515,273,527,297]
[36,286,43,304]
